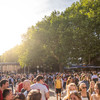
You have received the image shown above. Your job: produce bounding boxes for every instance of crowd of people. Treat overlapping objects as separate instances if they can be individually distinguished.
[0,70,100,100]
[54,71,100,100]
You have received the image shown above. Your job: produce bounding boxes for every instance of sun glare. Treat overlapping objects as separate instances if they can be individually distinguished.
[0,0,43,55]
[0,0,77,55]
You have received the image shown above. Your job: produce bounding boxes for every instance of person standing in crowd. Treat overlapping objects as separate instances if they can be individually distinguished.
[74,74,79,86]
[48,76,52,88]
[88,81,95,95]
[66,76,74,86]
[80,75,89,90]
[91,72,98,83]
[0,79,9,92]
[0,79,9,100]
[3,88,13,100]
[33,78,37,84]
[63,83,78,100]
[0,74,2,80]
[23,80,31,97]
[79,83,90,100]
[98,75,100,82]
[31,75,49,100]
[16,77,25,93]
[0,87,3,100]
[43,80,49,100]
[9,76,14,93]
[63,76,67,89]
[55,75,62,100]
[30,77,34,85]
[90,82,100,100]
[27,89,41,100]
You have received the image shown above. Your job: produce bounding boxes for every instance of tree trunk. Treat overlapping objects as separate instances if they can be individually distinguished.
[88,55,90,65]
[59,63,63,72]
[28,66,30,74]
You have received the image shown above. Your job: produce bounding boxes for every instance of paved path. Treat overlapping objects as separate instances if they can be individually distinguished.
[49,88,56,100]
[49,88,66,100]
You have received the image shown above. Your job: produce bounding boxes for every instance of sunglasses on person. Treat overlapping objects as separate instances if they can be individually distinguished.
[82,87,87,89]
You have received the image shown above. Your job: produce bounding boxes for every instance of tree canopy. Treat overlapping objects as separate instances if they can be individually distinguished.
[1,0,100,72]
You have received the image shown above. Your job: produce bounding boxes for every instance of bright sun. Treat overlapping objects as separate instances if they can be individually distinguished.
[0,0,77,55]
[0,0,45,55]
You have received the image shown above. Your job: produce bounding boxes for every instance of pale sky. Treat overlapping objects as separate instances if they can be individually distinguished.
[0,0,78,55]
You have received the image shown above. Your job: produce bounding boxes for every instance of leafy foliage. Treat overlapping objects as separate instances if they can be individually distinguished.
[1,0,100,72]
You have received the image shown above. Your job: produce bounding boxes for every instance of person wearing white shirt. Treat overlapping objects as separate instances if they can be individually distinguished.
[31,75,49,100]
[91,72,98,83]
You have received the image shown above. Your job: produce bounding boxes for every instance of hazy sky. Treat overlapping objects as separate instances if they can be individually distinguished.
[0,0,79,55]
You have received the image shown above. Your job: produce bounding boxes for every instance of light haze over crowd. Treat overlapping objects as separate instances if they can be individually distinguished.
[0,0,79,55]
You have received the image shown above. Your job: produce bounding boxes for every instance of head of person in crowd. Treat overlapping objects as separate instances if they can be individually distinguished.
[3,88,13,100]
[33,78,37,84]
[74,74,77,78]
[17,77,26,93]
[94,82,100,95]
[56,75,60,80]
[88,81,95,94]
[63,83,78,100]
[59,75,62,79]
[68,92,82,100]
[66,76,73,85]
[81,75,88,81]
[0,79,9,91]
[93,72,96,75]
[14,93,26,100]
[21,77,26,82]
[91,81,95,88]
[18,79,21,84]
[36,75,44,84]
[23,80,31,90]
[79,83,87,92]
[27,89,41,100]
[29,77,33,85]
[66,83,78,99]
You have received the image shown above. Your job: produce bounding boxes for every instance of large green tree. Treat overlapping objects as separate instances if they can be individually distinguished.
[18,0,100,72]
[2,0,100,72]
